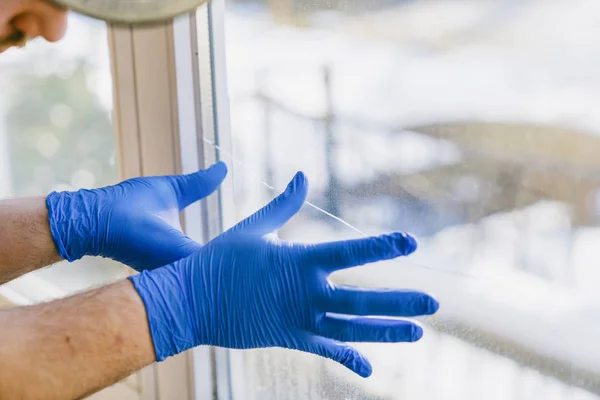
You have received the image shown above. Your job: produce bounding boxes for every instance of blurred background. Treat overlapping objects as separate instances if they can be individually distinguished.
[2,0,600,399]
[222,0,600,399]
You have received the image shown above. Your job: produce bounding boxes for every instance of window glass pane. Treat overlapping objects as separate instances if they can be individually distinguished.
[221,0,600,399]
[0,14,124,303]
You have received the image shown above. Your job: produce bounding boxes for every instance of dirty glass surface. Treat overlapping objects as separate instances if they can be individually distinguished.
[218,0,600,399]
[0,14,125,303]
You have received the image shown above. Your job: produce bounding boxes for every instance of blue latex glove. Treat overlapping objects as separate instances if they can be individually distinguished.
[46,162,227,271]
[131,172,439,377]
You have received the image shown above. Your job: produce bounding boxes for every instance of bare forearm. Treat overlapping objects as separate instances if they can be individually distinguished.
[0,197,62,284]
[0,280,155,399]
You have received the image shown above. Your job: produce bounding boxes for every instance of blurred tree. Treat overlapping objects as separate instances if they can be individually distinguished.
[6,58,116,197]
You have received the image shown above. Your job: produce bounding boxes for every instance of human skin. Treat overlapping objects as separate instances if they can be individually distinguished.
[0,198,62,284]
[0,0,68,52]
[0,279,156,399]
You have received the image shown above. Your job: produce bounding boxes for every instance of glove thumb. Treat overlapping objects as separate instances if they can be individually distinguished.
[171,161,228,210]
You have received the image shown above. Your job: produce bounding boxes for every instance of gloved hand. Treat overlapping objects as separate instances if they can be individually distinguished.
[130,172,439,377]
[46,162,227,271]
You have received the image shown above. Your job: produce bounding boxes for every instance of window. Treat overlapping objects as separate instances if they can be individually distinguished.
[209,0,600,399]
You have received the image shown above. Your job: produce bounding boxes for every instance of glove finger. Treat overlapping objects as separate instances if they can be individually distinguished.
[325,285,439,317]
[316,314,423,343]
[304,232,417,272]
[296,334,372,378]
[226,171,308,237]
[171,161,228,210]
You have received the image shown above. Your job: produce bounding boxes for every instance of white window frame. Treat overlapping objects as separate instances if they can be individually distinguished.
[109,18,197,400]
[108,1,233,399]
